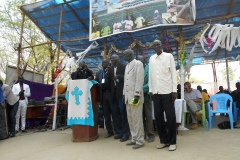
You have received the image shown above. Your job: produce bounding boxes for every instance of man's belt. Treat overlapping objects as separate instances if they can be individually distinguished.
[19,98,25,100]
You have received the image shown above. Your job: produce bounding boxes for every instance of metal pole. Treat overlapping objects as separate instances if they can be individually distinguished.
[52,5,63,130]
[178,26,185,99]
[52,77,59,130]
[178,26,188,131]
[17,14,25,77]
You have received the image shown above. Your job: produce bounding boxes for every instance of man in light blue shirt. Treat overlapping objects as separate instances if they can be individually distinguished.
[184,82,202,130]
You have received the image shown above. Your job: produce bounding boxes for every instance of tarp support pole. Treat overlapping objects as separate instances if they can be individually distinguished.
[225,50,230,91]
[104,38,107,59]
[52,4,63,130]
[178,26,185,99]
[176,41,179,67]
[136,43,140,59]
[212,61,217,82]
[17,13,25,78]
[57,4,64,65]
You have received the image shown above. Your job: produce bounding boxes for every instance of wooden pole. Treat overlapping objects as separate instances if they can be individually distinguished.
[225,49,230,91]
[17,14,25,77]
[176,41,179,66]
[136,43,139,59]
[212,61,217,82]
[57,5,64,64]
[104,38,107,59]
[53,4,63,130]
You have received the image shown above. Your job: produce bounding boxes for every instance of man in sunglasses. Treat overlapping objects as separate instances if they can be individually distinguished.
[184,82,202,130]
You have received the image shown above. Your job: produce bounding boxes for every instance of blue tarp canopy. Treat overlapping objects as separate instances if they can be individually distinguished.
[20,0,240,68]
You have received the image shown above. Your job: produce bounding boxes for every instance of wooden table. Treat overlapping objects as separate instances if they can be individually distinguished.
[26,105,45,119]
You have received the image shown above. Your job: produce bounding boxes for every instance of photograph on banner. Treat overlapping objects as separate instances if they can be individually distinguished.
[90,0,196,41]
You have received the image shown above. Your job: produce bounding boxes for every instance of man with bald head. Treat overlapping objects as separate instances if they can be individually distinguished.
[123,49,145,149]
[149,40,177,151]
[71,61,94,80]
[110,54,130,142]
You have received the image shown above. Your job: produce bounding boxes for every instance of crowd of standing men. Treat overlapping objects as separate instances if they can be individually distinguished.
[0,39,178,151]
[95,40,178,151]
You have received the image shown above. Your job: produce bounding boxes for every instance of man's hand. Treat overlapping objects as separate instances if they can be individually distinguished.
[83,64,88,69]
[105,66,110,73]
[113,75,118,80]
[87,76,93,80]
[0,102,5,109]
[122,96,125,103]
[149,92,153,100]
[133,96,140,104]
[19,91,24,96]
[172,92,177,101]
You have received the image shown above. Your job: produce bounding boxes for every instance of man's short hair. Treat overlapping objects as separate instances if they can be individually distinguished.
[154,40,162,45]
[236,82,240,89]
[111,54,119,60]
[184,82,191,87]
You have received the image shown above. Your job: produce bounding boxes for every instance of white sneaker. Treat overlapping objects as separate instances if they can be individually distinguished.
[156,144,169,149]
[168,144,177,151]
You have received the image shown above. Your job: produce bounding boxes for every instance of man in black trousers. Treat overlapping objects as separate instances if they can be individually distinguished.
[95,59,114,138]
[0,80,19,138]
[149,40,177,151]
[110,54,130,142]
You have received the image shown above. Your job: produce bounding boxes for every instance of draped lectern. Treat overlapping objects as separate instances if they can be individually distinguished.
[67,79,98,142]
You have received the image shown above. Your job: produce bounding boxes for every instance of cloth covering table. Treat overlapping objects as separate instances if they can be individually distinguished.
[152,99,188,130]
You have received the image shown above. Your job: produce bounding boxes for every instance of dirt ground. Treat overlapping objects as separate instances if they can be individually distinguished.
[0,115,240,160]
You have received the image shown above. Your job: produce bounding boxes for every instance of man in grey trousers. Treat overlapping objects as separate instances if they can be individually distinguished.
[137,55,155,143]
[123,49,145,149]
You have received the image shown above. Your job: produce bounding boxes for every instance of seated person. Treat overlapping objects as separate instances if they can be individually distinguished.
[197,85,209,102]
[203,89,210,98]
[71,62,94,80]
[217,86,224,94]
[216,86,231,108]
[231,82,240,109]
[184,82,202,129]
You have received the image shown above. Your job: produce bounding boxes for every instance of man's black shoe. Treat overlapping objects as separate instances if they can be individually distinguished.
[120,136,129,142]
[8,133,15,138]
[114,134,122,139]
[105,133,114,138]
[22,130,27,133]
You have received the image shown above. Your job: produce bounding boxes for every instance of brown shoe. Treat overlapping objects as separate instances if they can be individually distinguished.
[195,111,202,121]
[190,123,198,129]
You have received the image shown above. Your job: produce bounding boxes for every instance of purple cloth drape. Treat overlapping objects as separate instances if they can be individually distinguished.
[23,80,54,101]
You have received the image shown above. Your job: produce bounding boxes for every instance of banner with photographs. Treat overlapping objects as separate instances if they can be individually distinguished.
[90,0,196,41]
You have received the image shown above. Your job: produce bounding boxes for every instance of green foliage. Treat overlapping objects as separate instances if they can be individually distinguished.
[0,0,64,84]
[187,76,204,84]
[219,66,235,81]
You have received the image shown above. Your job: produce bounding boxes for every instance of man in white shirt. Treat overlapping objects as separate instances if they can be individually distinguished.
[12,76,31,133]
[149,40,177,151]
